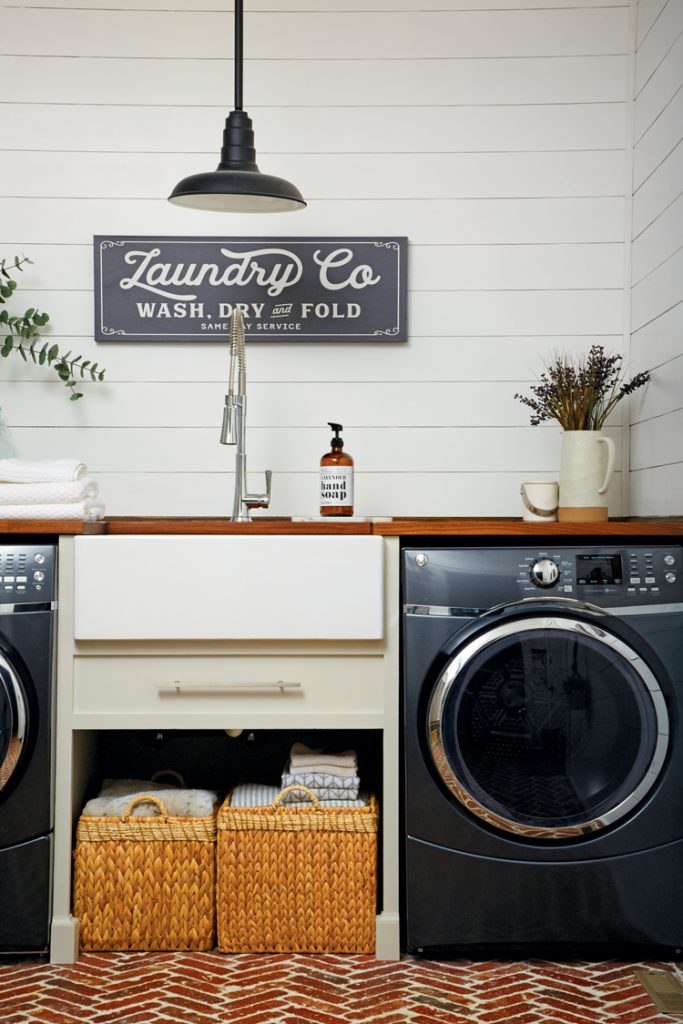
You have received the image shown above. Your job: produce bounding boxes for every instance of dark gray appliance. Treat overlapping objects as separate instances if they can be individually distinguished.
[0,542,56,955]
[403,542,683,958]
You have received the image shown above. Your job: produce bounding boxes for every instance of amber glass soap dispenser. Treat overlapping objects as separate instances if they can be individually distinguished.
[320,422,354,517]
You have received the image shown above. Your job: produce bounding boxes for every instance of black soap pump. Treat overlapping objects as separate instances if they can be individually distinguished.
[320,422,354,517]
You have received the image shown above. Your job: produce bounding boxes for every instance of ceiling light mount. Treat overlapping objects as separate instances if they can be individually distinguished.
[168,0,306,213]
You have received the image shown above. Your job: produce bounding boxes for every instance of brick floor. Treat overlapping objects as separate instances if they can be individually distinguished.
[1,954,682,1023]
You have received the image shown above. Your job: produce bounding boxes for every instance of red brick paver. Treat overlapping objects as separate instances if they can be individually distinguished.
[0,953,681,1023]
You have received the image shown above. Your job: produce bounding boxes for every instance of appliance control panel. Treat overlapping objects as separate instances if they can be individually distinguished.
[0,544,56,604]
[517,546,683,605]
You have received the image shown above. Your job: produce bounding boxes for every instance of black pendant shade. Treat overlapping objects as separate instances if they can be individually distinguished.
[168,3,305,213]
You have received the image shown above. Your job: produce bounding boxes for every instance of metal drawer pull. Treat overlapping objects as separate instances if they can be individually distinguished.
[157,680,303,695]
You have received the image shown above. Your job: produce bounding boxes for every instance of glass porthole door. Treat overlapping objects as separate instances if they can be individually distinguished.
[428,613,669,839]
[0,652,27,792]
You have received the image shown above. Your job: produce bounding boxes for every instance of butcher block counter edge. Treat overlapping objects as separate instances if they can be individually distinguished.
[1,516,683,536]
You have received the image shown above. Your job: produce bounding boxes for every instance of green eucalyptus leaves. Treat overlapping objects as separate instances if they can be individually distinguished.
[1,255,105,401]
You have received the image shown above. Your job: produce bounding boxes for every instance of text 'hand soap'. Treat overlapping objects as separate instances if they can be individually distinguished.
[320,422,354,517]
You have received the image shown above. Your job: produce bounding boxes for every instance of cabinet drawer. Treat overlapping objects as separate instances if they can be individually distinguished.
[72,654,385,725]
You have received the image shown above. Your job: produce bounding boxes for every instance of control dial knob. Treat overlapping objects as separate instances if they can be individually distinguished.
[530,558,560,588]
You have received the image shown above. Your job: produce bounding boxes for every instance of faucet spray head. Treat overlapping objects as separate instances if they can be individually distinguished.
[220,396,236,445]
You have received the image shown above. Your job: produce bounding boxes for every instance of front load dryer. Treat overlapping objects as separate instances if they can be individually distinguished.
[0,542,57,956]
[402,542,683,958]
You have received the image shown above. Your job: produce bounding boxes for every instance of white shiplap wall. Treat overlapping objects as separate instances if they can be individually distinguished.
[1,0,631,517]
[629,0,683,515]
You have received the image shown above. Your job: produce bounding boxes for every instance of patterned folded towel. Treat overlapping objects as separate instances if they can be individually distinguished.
[281,771,360,802]
[0,477,98,506]
[288,742,358,775]
[0,458,87,483]
[82,777,221,818]
[230,782,368,809]
[0,500,104,521]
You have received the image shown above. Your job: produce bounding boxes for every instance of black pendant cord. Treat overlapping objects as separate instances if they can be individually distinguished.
[234,0,243,111]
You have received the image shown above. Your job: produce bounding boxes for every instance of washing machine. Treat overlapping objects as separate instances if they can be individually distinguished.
[403,541,683,958]
[0,542,56,956]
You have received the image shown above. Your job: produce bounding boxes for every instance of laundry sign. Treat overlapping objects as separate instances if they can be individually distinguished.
[93,236,407,342]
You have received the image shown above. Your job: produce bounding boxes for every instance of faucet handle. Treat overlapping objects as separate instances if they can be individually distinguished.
[244,470,272,511]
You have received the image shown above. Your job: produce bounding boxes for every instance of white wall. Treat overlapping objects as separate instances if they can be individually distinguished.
[1,0,632,517]
[629,0,683,515]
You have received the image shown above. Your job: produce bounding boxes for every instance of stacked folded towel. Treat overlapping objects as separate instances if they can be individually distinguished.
[280,742,362,804]
[231,782,368,808]
[81,777,221,818]
[0,458,104,521]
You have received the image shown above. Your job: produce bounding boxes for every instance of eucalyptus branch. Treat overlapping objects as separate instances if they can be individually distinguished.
[0,256,106,400]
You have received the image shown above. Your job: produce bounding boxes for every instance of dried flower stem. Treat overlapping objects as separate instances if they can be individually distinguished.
[514,346,650,430]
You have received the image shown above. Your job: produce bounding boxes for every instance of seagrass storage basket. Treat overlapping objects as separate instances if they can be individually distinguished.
[73,794,216,951]
[216,786,378,954]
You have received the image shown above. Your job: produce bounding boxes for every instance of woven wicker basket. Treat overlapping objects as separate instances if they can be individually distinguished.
[73,794,216,951]
[216,786,378,954]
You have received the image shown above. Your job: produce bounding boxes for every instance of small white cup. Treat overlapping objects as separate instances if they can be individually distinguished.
[520,481,559,522]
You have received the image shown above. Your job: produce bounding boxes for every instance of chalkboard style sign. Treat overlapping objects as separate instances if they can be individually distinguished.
[94,236,407,342]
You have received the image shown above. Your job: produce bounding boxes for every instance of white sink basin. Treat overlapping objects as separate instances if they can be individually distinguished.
[73,535,384,641]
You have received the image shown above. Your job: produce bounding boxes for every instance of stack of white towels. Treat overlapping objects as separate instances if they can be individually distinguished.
[280,742,363,804]
[0,458,104,521]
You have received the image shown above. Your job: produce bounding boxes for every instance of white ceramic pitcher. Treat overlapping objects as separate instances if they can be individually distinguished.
[558,431,616,522]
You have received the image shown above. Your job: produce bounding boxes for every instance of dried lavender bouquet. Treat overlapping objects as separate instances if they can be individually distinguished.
[515,345,650,431]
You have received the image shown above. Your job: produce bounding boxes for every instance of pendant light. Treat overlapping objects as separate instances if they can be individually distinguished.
[168,0,306,213]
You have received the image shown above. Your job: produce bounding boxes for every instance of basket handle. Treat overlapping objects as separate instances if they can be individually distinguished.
[150,769,186,788]
[121,794,171,819]
[272,785,320,808]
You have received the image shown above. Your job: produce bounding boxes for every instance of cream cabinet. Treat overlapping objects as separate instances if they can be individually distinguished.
[51,535,400,963]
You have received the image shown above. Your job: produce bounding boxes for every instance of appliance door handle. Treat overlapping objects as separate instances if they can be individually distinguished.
[157,680,303,695]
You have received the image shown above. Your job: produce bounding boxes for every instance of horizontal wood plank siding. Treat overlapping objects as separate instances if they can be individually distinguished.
[630,0,683,515]
[1,2,635,518]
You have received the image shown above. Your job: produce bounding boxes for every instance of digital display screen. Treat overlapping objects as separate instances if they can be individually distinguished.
[576,554,623,585]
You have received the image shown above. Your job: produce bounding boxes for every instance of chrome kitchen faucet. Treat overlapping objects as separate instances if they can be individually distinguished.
[220,309,272,521]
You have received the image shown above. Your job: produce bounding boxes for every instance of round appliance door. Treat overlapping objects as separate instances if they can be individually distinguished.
[428,610,669,839]
[0,651,27,793]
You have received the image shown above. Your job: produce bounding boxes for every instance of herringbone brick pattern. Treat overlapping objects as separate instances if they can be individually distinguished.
[1,953,681,1023]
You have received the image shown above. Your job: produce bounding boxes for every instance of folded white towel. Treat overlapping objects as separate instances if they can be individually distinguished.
[289,742,358,772]
[285,761,359,777]
[0,458,87,483]
[82,778,221,818]
[0,500,104,521]
[0,477,98,506]
[229,783,368,809]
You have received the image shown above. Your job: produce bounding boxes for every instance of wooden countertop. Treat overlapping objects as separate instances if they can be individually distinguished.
[373,517,683,536]
[1,516,683,536]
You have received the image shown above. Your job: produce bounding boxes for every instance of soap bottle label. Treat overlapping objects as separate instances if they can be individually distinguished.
[320,467,354,507]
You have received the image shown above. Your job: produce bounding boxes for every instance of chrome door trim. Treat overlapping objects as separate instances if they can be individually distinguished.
[428,615,669,839]
[0,652,26,791]
[608,603,683,616]
[405,604,485,618]
[0,602,58,615]
[406,597,609,619]
[407,599,683,619]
